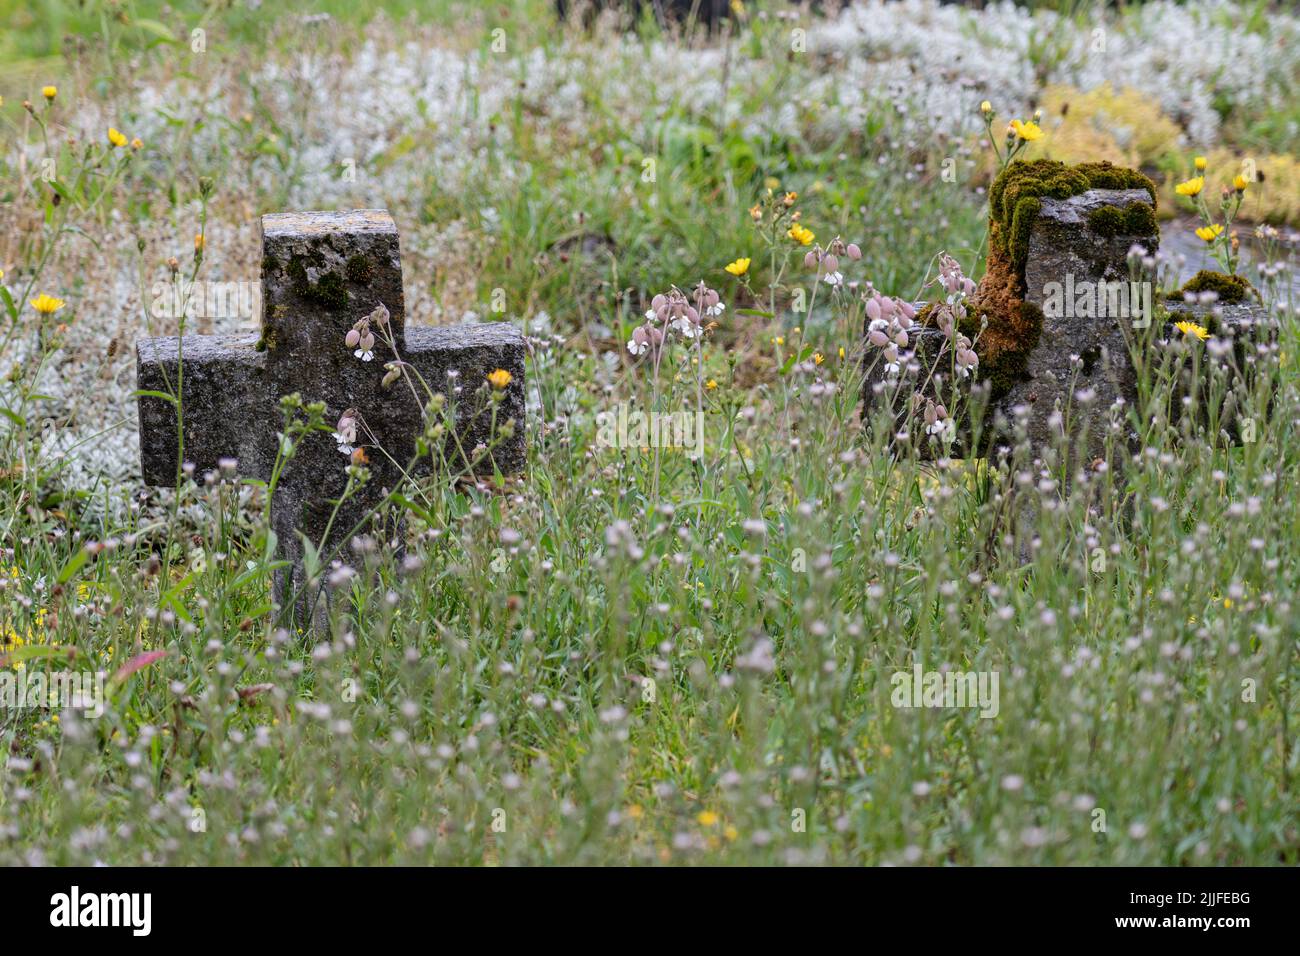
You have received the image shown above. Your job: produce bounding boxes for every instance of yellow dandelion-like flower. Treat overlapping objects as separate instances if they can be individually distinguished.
[131,137,143,150]
[29,294,66,315]
[979,100,992,115]
[813,352,824,365]
[696,811,720,827]
[838,346,846,359]
[1195,224,1223,243]
[1175,320,1209,341]
[782,191,797,206]
[1175,176,1204,197]
[787,224,815,246]
[1194,156,1207,172]
[771,336,784,346]
[724,257,751,277]
[42,85,57,101]
[107,127,127,148]
[194,233,205,253]
[723,825,738,841]
[487,368,512,389]
[705,379,718,390]
[1008,119,1044,142]
[1232,174,1249,193]
[748,204,762,222]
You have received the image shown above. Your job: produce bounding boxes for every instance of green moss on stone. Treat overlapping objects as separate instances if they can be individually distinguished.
[974,301,1044,401]
[917,301,1043,402]
[989,159,1158,279]
[346,254,374,284]
[1173,269,1256,304]
[288,253,349,310]
[1087,201,1157,238]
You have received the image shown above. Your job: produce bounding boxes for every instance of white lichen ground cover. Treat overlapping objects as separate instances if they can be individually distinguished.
[0,1,1297,865]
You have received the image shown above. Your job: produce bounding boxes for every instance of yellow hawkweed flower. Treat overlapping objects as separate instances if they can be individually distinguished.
[813,352,824,365]
[696,811,720,827]
[782,191,797,206]
[1175,320,1209,341]
[131,137,143,150]
[1232,174,1249,193]
[787,223,815,246]
[771,336,784,346]
[487,368,512,389]
[724,257,751,276]
[42,85,57,101]
[748,204,762,222]
[1195,224,1223,243]
[107,127,127,148]
[705,379,718,390]
[29,294,66,315]
[1008,119,1043,142]
[979,100,992,115]
[194,234,205,253]
[1175,176,1204,197]
[1194,156,1207,171]
[838,346,846,359]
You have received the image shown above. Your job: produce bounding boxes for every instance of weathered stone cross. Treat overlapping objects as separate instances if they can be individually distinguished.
[864,172,1271,474]
[136,209,526,622]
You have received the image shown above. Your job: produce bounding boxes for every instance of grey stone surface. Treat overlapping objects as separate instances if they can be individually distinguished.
[863,190,1272,467]
[136,333,274,484]
[1008,189,1157,467]
[136,209,527,624]
[406,324,527,477]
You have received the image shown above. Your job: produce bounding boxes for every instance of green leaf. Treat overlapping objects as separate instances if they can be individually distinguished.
[57,547,91,584]
[135,19,178,43]
[132,389,179,406]
[0,407,26,429]
[1,644,72,663]
[735,308,775,318]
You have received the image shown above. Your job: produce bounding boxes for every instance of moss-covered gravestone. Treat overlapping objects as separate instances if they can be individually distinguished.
[864,159,1272,472]
[136,210,526,626]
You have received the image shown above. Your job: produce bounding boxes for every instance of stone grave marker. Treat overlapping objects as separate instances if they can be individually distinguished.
[863,166,1273,475]
[136,209,526,623]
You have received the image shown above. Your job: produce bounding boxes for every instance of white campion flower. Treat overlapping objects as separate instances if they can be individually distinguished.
[333,412,358,455]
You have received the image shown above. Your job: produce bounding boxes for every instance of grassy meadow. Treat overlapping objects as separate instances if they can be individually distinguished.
[0,0,1298,865]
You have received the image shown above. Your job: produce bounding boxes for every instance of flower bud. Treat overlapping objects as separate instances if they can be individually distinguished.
[846,243,862,260]
[345,328,361,348]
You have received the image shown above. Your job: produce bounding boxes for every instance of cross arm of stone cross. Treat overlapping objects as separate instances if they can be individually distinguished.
[135,209,526,622]
[136,324,526,484]
[863,186,1273,466]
